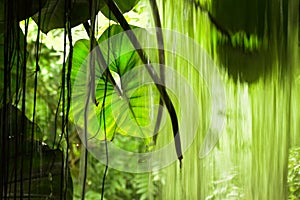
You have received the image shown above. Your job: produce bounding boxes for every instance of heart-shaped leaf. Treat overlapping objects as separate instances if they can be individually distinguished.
[70,25,161,142]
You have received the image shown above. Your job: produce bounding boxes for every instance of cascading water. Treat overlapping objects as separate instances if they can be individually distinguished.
[150,0,299,199]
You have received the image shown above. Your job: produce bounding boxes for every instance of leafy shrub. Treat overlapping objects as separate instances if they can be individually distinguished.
[288,147,300,199]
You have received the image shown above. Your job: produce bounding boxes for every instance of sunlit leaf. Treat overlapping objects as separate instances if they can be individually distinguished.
[70,25,160,142]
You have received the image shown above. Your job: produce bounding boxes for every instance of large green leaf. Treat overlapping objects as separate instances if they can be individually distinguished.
[32,0,105,33]
[70,25,160,142]
[97,25,142,76]
[100,0,139,22]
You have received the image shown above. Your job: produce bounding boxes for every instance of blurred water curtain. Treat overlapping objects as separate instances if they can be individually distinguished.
[154,0,299,199]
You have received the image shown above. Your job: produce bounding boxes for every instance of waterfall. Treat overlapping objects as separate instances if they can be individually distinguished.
[150,0,299,199]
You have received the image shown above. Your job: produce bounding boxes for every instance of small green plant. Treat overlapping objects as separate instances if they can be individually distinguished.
[206,169,245,200]
[288,147,300,199]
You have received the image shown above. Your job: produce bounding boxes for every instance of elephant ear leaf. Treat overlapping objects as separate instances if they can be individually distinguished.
[100,0,139,22]
[32,0,105,33]
[97,24,142,76]
[70,25,160,144]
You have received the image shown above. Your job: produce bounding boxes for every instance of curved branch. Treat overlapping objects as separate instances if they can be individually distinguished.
[149,0,165,145]
[103,0,183,166]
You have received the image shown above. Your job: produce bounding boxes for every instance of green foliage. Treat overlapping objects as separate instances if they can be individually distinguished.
[97,24,141,76]
[206,170,245,200]
[288,147,300,199]
[24,28,63,145]
[2,0,161,199]
[72,154,162,200]
[133,172,162,200]
[3,0,297,199]
[14,2,156,198]
[70,25,160,142]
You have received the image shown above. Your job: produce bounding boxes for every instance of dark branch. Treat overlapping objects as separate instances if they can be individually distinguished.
[103,0,183,164]
[149,0,165,145]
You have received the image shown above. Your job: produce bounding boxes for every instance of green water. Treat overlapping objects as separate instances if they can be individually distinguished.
[151,0,299,199]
